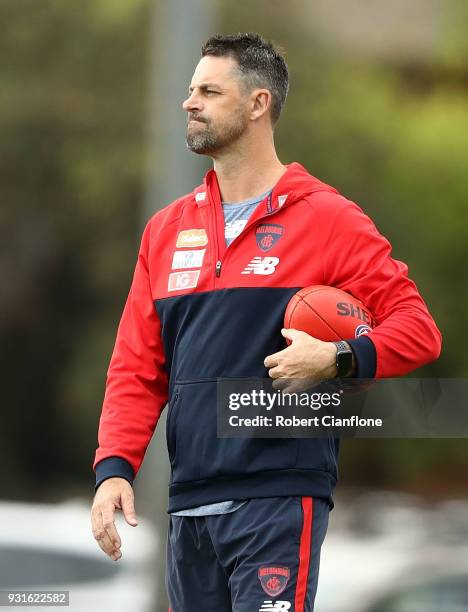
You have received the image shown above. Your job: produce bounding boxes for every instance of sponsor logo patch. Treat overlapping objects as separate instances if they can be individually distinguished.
[242,256,279,275]
[176,229,208,248]
[258,566,290,597]
[255,223,284,252]
[171,249,205,270]
[168,270,200,292]
[355,324,372,337]
[259,601,291,612]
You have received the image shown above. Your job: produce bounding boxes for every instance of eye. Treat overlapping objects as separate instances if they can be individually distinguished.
[206,90,218,95]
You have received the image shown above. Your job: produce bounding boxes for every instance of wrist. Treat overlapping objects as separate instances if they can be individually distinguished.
[324,342,339,378]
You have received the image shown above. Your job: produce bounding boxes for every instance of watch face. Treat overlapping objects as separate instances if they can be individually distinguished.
[337,350,353,377]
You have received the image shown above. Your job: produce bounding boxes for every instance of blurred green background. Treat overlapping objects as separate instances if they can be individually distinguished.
[1,0,467,502]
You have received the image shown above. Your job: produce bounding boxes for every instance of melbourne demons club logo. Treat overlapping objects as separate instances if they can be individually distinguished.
[258,566,290,597]
[255,223,284,252]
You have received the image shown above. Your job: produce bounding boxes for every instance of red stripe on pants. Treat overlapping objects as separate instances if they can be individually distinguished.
[294,496,313,612]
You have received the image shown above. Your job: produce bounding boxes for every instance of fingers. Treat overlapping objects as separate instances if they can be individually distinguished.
[102,507,122,551]
[272,377,290,391]
[282,328,314,342]
[264,331,299,368]
[121,490,138,526]
[265,328,317,368]
[98,516,121,561]
[273,377,318,394]
[91,505,121,561]
[272,380,304,394]
[264,352,281,369]
[267,365,282,379]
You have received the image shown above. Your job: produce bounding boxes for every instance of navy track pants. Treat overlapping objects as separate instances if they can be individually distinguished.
[166,496,329,611]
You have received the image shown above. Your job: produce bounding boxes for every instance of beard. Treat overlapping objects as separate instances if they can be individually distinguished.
[185,107,249,155]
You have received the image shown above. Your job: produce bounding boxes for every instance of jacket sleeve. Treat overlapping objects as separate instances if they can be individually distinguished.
[318,194,442,378]
[93,220,169,488]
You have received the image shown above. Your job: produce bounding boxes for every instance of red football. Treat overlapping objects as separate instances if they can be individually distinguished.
[284,285,375,342]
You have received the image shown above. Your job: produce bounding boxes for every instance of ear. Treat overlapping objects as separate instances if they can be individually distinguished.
[250,89,271,121]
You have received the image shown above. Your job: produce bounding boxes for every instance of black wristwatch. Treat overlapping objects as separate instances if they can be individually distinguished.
[333,341,354,377]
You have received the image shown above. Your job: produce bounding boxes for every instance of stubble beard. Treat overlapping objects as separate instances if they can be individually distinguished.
[185,109,249,155]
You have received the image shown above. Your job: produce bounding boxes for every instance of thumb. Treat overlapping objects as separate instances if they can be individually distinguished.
[121,492,138,526]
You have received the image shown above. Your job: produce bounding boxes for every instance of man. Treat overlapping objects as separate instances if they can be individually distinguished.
[91,33,441,611]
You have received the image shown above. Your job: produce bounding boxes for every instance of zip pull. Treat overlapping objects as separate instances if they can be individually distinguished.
[215,260,222,277]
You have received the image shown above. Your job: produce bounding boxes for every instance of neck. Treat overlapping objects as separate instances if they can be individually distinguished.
[212,137,287,203]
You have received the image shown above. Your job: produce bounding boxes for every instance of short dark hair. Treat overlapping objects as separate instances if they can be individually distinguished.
[201,32,289,125]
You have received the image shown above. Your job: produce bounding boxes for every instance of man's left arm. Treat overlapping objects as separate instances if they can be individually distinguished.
[319,195,442,378]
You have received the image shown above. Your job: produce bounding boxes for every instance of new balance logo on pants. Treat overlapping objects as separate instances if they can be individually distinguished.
[259,601,291,611]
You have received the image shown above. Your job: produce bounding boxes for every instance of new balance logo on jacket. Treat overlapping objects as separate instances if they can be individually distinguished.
[242,256,280,275]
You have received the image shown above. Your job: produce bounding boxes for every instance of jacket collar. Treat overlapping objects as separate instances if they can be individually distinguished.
[193,162,337,212]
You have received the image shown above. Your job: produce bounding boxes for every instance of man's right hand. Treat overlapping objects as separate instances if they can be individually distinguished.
[91,477,138,561]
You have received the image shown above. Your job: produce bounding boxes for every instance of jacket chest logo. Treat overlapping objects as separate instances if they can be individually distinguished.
[168,270,200,291]
[242,256,279,275]
[176,229,208,248]
[171,249,205,269]
[255,223,284,252]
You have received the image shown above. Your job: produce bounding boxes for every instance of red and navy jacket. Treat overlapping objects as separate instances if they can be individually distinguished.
[93,162,442,512]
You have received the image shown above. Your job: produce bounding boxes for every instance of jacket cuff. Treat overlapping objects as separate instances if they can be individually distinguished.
[347,335,377,378]
[95,456,135,490]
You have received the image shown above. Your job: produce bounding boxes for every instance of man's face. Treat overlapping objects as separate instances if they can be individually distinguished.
[182,55,250,155]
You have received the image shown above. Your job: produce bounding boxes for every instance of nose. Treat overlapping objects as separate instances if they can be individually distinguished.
[182,90,202,113]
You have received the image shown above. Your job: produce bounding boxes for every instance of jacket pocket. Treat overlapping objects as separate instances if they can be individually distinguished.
[295,437,337,474]
[168,379,299,484]
[327,435,339,479]
[166,385,181,463]
[167,380,216,482]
